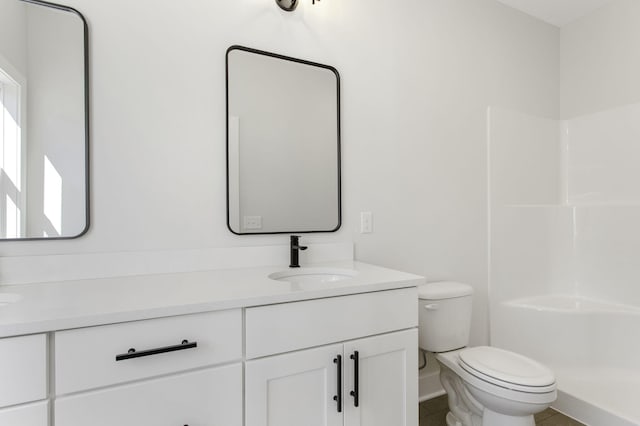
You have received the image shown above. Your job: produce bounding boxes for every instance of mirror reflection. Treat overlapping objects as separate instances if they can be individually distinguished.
[226,46,341,235]
[0,0,88,240]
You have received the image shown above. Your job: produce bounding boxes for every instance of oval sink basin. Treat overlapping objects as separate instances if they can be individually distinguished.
[0,293,22,307]
[269,267,358,284]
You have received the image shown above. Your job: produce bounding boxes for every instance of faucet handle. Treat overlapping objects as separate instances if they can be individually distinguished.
[290,235,308,250]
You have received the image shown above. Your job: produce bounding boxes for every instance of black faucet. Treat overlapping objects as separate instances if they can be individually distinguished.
[289,235,308,268]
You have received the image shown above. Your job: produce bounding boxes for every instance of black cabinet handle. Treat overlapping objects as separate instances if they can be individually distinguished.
[350,351,359,407]
[115,339,197,361]
[333,355,342,413]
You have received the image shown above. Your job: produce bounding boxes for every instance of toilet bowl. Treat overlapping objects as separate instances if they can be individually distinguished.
[438,348,556,426]
[419,282,557,426]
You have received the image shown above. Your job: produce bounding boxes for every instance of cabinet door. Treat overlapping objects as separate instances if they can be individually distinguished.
[55,364,242,426]
[245,344,343,426]
[344,329,418,426]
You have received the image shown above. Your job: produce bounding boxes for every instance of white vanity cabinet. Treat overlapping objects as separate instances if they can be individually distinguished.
[244,288,419,426]
[0,264,421,426]
[245,330,417,426]
[0,334,48,426]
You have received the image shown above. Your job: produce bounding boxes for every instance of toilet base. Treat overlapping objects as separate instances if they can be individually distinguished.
[444,409,534,426]
[482,409,535,426]
[445,411,463,426]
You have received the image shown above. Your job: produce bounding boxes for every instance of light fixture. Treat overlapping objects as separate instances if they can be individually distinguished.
[275,0,320,12]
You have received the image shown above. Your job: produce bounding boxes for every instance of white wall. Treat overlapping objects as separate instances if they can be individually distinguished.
[0,0,561,347]
[560,0,640,119]
[489,107,562,206]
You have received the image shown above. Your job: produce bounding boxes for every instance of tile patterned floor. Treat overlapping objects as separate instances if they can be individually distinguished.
[419,395,586,426]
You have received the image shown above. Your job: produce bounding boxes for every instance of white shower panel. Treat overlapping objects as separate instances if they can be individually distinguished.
[491,205,574,301]
[566,102,640,205]
[574,206,640,306]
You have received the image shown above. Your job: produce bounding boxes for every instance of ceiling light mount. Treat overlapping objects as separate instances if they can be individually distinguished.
[275,0,320,12]
[276,0,298,11]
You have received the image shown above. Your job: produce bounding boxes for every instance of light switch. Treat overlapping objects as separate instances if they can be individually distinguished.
[360,212,373,233]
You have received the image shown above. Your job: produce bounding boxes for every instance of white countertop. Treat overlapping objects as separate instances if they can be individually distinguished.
[0,261,424,338]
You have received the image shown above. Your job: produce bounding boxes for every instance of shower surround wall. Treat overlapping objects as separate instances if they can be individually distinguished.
[490,4,640,424]
[490,103,640,426]
[489,103,640,306]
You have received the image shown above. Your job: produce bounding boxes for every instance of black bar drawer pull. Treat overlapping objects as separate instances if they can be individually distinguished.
[350,351,359,407]
[333,355,342,413]
[115,339,197,361]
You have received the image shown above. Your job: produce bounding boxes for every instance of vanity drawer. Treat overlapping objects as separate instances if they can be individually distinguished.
[0,334,47,408]
[55,363,242,426]
[245,287,417,359]
[0,401,48,426]
[55,309,242,394]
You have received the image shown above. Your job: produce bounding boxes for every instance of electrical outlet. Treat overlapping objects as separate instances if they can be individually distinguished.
[360,212,373,233]
[244,216,262,230]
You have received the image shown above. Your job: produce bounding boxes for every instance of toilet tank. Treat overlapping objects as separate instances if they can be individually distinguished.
[418,282,473,352]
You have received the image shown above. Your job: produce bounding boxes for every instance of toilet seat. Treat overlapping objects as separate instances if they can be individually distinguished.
[437,349,557,407]
[459,346,556,393]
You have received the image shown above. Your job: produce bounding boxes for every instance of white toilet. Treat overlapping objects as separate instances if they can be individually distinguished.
[419,282,557,426]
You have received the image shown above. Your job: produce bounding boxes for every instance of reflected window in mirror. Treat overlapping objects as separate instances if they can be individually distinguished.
[0,67,23,238]
[0,0,89,240]
[226,46,341,235]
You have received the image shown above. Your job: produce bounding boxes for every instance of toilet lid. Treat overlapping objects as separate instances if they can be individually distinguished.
[459,347,555,392]
[418,282,473,300]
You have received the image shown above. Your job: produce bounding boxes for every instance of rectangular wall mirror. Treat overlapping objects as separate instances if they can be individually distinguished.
[0,0,89,240]
[226,46,341,235]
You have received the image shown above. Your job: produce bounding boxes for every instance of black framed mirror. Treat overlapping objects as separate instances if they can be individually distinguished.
[226,46,341,235]
[0,0,89,240]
